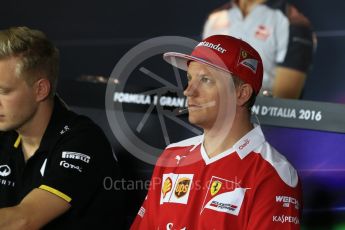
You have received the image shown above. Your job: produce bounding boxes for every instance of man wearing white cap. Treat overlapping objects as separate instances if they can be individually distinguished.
[131,35,302,229]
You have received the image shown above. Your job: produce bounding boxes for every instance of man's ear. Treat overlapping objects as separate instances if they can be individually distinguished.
[35,78,51,102]
[236,83,253,107]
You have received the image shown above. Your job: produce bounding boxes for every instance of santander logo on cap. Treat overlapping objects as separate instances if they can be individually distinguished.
[196,41,227,54]
[163,34,263,94]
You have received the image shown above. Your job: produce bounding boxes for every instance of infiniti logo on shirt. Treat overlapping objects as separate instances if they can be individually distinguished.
[0,165,11,177]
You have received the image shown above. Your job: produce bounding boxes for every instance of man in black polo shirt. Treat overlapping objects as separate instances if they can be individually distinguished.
[0,27,124,229]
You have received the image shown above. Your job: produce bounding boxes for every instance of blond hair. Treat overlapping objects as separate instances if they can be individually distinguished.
[0,26,59,98]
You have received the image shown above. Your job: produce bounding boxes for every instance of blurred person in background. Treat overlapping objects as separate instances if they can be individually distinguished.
[203,0,315,99]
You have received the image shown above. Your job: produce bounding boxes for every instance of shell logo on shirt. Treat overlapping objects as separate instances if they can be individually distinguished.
[160,173,194,205]
[201,176,249,216]
[162,177,172,198]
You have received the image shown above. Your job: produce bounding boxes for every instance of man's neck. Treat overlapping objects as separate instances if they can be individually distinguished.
[17,100,54,161]
[203,111,253,158]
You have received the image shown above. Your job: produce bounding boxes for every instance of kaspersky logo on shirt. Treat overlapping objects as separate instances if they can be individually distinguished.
[201,176,249,216]
[196,41,227,54]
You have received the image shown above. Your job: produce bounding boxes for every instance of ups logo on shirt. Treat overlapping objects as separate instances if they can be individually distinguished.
[174,177,191,198]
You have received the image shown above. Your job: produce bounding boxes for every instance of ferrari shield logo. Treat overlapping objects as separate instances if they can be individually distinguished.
[201,176,248,216]
[210,180,222,196]
[241,50,248,58]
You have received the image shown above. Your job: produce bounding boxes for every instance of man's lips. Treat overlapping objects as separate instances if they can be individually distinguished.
[188,101,216,111]
[175,101,216,115]
[188,104,201,108]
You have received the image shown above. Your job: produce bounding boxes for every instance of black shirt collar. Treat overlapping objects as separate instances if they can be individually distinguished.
[37,96,77,152]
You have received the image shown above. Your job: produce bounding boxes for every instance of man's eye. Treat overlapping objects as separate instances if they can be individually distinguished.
[0,89,10,95]
[200,76,212,84]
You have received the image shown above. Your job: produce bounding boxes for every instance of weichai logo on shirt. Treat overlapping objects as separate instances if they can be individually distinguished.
[174,177,191,198]
[276,195,300,210]
[160,173,193,205]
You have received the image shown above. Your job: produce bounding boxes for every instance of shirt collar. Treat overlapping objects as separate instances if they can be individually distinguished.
[200,125,266,165]
[37,95,77,152]
[233,125,266,159]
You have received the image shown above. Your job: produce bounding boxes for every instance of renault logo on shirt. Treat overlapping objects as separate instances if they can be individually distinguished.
[0,165,11,177]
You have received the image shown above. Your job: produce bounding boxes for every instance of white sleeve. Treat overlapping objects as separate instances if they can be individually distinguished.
[274,10,290,63]
[202,10,230,39]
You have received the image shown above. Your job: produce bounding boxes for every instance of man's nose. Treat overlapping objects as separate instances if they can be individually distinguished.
[183,79,199,97]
